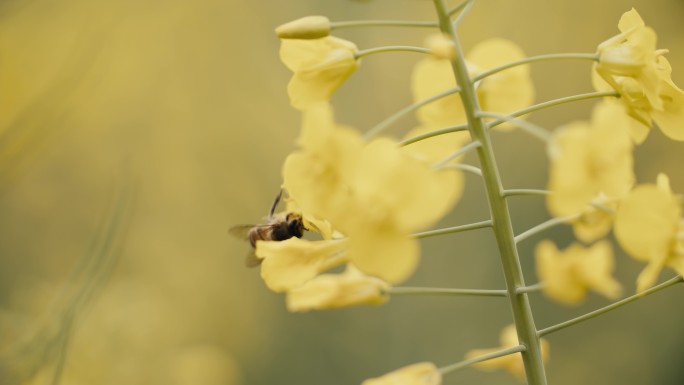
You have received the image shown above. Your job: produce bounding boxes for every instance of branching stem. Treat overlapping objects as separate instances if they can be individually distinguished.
[387,286,507,297]
[414,220,493,239]
[438,345,526,375]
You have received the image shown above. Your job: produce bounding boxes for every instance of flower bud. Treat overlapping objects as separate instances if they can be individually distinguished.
[276,16,330,39]
[425,33,456,60]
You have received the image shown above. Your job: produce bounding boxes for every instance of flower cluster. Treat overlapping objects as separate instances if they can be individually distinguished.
[250,5,684,385]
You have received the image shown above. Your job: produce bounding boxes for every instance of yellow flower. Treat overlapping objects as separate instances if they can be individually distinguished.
[275,16,330,39]
[286,265,389,312]
[412,38,534,129]
[361,362,441,385]
[255,238,347,292]
[282,104,461,284]
[535,240,622,305]
[614,174,684,292]
[336,138,461,283]
[466,325,549,381]
[280,36,358,110]
[569,194,619,243]
[546,100,634,217]
[594,8,684,142]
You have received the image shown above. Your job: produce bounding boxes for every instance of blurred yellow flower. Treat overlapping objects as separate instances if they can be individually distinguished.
[594,8,684,142]
[466,324,549,381]
[275,16,330,39]
[535,240,622,305]
[361,362,441,385]
[286,265,389,312]
[614,174,684,292]
[546,100,634,217]
[424,33,455,60]
[280,36,358,110]
[569,194,619,243]
[256,237,347,292]
[412,38,534,129]
[282,104,461,284]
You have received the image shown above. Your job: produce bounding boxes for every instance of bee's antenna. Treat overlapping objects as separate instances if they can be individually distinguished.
[269,189,283,217]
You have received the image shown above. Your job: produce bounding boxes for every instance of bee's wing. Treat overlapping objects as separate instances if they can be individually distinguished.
[244,251,263,268]
[228,224,255,240]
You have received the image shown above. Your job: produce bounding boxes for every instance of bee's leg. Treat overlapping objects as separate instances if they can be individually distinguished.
[269,189,283,216]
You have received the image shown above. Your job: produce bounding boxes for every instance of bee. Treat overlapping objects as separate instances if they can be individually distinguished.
[229,190,305,267]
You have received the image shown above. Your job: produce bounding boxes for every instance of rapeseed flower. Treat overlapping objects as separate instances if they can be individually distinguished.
[594,8,684,142]
[614,174,684,292]
[282,103,460,284]
[546,100,634,217]
[361,362,441,385]
[280,37,358,110]
[412,38,534,129]
[535,240,622,305]
[286,265,389,312]
[466,325,549,381]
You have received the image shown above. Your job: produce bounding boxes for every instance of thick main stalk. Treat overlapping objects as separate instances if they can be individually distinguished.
[431,1,547,384]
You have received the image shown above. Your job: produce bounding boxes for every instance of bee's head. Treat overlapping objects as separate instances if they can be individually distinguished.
[286,214,304,238]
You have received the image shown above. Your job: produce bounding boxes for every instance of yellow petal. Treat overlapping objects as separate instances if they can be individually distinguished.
[256,238,347,292]
[402,124,471,165]
[614,182,680,263]
[361,362,441,385]
[411,57,465,126]
[347,227,419,284]
[286,265,389,312]
[280,37,358,110]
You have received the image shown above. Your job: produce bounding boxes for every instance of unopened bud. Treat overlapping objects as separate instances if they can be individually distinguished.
[425,33,456,60]
[276,16,331,39]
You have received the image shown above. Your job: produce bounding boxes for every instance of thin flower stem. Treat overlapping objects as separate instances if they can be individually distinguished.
[452,0,474,28]
[330,20,438,30]
[432,140,481,168]
[365,86,461,139]
[502,189,552,197]
[538,276,684,337]
[432,0,548,383]
[414,220,493,239]
[516,283,545,294]
[477,111,551,142]
[443,163,482,177]
[438,345,526,376]
[387,286,507,297]
[514,214,581,244]
[472,53,600,83]
[399,124,469,146]
[447,0,470,17]
[489,91,620,130]
[355,46,431,59]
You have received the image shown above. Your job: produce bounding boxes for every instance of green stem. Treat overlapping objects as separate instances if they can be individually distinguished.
[355,46,431,60]
[330,20,438,30]
[433,140,481,168]
[514,214,580,244]
[438,344,526,376]
[414,220,493,239]
[365,87,461,139]
[443,163,482,176]
[399,124,469,146]
[472,53,599,83]
[516,283,545,294]
[452,0,474,28]
[538,276,684,337]
[488,91,619,130]
[502,189,552,197]
[387,286,507,297]
[477,111,551,142]
[432,1,548,383]
[447,0,470,17]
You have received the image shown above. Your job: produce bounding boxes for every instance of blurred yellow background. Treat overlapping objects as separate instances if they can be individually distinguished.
[0,0,683,384]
